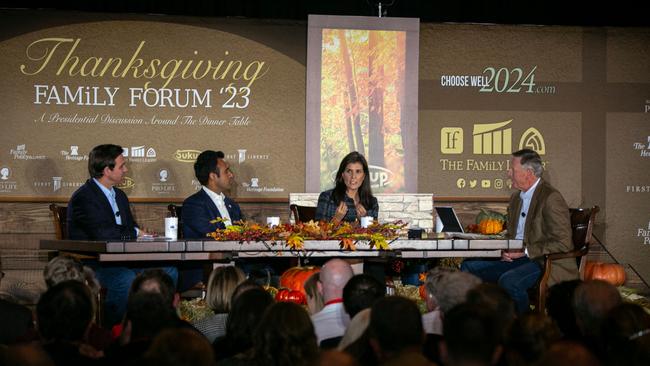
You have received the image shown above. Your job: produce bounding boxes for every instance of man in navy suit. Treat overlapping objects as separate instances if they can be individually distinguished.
[67,144,178,326]
[182,150,243,238]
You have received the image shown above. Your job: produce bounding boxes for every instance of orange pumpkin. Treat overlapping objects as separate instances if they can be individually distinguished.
[275,288,306,305]
[418,284,427,300]
[478,219,504,235]
[584,261,626,286]
[279,266,320,295]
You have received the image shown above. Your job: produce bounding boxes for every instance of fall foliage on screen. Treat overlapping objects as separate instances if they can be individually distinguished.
[320,29,407,192]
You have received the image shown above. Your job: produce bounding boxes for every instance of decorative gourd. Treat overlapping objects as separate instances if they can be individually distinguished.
[584,261,626,286]
[275,288,306,305]
[475,209,506,235]
[279,266,320,295]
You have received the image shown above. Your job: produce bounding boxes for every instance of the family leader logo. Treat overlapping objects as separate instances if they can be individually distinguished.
[441,119,546,155]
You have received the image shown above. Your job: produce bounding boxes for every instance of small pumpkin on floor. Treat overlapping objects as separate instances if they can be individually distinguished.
[583,261,626,286]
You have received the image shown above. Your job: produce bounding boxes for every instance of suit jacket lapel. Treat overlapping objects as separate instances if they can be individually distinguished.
[88,179,117,222]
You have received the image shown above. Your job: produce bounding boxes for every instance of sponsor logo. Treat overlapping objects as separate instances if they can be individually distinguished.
[0,167,10,180]
[473,120,513,154]
[9,144,46,160]
[238,149,247,164]
[519,127,546,154]
[241,177,285,193]
[52,177,62,192]
[124,146,157,162]
[626,185,650,193]
[228,149,271,164]
[60,146,88,161]
[633,137,650,158]
[174,150,201,163]
[639,221,650,245]
[0,166,17,192]
[441,127,463,154]
[152,169,175,195]
[117,176,135,190]
[645,99,650,113]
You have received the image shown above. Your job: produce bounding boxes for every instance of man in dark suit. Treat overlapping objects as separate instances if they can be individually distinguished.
[182,150,242,239]
[67,144,178,326]
[461,149,576,313]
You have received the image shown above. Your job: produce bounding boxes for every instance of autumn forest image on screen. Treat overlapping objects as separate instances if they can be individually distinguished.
[320,29,407,192]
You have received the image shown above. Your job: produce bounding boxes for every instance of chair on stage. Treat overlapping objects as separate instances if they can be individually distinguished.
[49,203,68,240]
[166,204,184,239]
[532,206,600,312]
[289,204,317,224]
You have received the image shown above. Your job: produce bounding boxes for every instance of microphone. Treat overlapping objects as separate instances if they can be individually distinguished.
[521,212,526,217]
[115,211,120,217]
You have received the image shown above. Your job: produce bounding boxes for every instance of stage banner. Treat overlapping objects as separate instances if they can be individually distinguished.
[418,24,586,204]
[0,13,306,199]
[306,15,419,193]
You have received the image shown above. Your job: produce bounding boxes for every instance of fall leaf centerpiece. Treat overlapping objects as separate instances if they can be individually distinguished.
[207,219,407,251]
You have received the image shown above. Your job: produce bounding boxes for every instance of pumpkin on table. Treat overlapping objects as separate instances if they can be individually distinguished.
[471,209,506,235]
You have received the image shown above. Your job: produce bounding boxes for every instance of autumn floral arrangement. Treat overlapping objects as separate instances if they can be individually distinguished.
[207,219,407,251]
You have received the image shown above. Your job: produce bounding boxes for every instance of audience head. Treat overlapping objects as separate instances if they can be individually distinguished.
[253,302,319,366]
[304,272,324,315]
[426,268,482,313]
[546,279,582,339]
[43,255,100,296]
[205,265,246,313]
[338,308,371,351]
[124,291,178,341]
[466,283,516,334]
[441,303,502,366]
[572,279,622,338]
[537,340,600,366]
[368,296,423,360]
[129,268,178,308]
[88,144,124,179]
[142,328,217,366]
[601,302,650,366]
[319,258,354,302]
[343,274,385,318]
[224,286,274,351]
[37,280,93,342]
[505,313,562,366]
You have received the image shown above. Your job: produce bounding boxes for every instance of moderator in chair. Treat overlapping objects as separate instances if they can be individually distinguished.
[534,206,600,312]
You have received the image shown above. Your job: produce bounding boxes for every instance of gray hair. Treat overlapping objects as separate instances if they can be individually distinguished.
[513,149,544,178]
[425,268,482,313]
[43,255,100,296]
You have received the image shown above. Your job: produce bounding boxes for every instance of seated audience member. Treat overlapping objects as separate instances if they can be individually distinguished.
[338,308,371,351]
[441,303,502,366]
[0,258,34,345]
[342,274,385,319]
[213,286,274,362]
[466,283,517,336]
[43,255,111,350]
[504,313,562,366]
[67,144,178,326]
[601,302,650,366]
[572,279,622,357]
[311,258,354,346]
[545,279,582,339]
[142,328,217,366]
[304,272,324,315]
[537,340,600,366]
[193,266,246,342]
[36,281,102,365]
[368,296,432,365]
[316,349,359,366]
[243,302,319,366]
[107,291,179,363]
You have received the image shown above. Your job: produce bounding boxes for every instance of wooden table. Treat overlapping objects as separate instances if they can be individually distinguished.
[40,238,523,262]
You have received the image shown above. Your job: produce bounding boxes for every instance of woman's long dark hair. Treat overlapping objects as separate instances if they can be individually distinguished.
[332,151,374,209]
